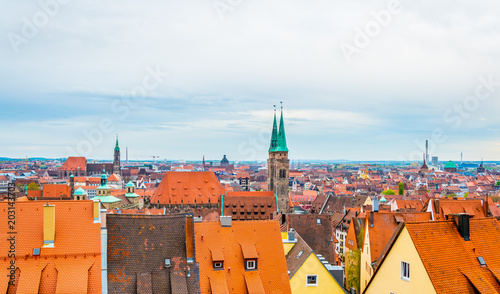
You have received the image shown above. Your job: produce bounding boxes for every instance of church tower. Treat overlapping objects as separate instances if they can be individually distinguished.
[113,135,121,175]
[268,102,290,213]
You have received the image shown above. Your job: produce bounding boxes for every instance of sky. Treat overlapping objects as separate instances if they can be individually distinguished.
[1,0,500,162]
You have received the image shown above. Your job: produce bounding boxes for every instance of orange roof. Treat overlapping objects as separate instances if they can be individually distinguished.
[43,184,72,199]
[236,171,250,178]
[151,172,225,205]
[0,201,101,293]
[405,218,500,293]
[195,220,291,294]
[27,190,43,198]
[60,156,86,171]
[434,199,486,220]
[107,173,122,182]
[367,212,432,263]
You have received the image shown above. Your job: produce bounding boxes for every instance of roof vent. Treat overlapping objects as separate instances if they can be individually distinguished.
[478,256,486,266]
[220,215,232,227]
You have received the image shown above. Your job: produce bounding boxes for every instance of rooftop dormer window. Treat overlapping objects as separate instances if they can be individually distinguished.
[213,261,224,270]
[245,259,257,270]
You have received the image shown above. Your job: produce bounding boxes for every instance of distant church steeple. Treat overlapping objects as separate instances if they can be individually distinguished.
[268,102,290,213]
[113,134,121,176]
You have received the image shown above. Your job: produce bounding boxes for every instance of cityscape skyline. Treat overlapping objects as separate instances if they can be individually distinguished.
[2,0,499,161]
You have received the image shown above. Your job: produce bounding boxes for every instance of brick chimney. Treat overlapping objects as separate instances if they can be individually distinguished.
[186,215,194,263]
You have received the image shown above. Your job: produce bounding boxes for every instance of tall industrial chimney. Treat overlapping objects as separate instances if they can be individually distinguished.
[425,140,429,165]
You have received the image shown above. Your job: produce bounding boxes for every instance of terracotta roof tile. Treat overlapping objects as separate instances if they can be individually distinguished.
[0,201,101,293]
[406,218,500,293]
[195,220,291,294]
[60,157,87,171]
[151,172,224,205]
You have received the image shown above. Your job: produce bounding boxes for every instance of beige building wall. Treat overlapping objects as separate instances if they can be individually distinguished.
[364,227,436,294]
[360,220,372,292]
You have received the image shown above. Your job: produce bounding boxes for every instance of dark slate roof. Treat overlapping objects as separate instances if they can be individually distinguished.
[288,214,336,265]
[286,232,314,278]
[312,195,368,214]
[107,214,200,294]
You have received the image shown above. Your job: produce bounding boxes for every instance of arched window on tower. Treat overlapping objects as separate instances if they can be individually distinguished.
[279,169,286,178]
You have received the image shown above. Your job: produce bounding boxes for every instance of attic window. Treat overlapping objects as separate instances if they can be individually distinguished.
[478,256,486,266]
[316,218,321,225]
[297,251,304,259]
[33,248,40,256]
[245,259,257,270]
[213,261,224,270]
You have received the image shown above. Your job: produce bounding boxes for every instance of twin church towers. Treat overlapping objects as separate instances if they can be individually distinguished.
[267,103,291,213]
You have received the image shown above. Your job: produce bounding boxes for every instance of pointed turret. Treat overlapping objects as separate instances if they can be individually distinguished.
[114,135,120,152]
[113,134,121,175]
[269,105,278,152]
[275,102,288,152]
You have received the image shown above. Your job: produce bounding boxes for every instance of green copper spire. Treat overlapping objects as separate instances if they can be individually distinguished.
[275,101,288,152]
[114,134,120,152]
[268,105,278,152]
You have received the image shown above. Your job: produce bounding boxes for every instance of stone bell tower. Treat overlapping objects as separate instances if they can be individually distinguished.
[267,102,290,213]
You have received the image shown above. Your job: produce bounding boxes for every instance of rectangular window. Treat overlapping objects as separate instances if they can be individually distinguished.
[316,218,321,224]
[246,260,256,270]
[306,275,318,286]
[401,261,410,281]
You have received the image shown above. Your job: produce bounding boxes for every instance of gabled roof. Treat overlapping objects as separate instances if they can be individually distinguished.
[406,218,500,293]
[285,232,314,278]
[43,184,72,199]
[195,220,291,294]
[107,214,199,293]
[0,201,101,293]
[60,157,87,171]
[367,212,432,263]
[151,172,225,205]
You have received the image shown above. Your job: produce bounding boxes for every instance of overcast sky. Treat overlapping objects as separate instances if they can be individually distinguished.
[1,0,499,162]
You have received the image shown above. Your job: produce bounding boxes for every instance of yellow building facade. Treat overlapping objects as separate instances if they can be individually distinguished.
[364,227,436,294]
[290,253,345,294]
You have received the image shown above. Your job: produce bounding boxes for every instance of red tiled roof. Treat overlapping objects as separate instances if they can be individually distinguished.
[367,212,432,263]
[60,157,86,171]
[151,172,225,205]
[43,184,72,199]
[406,218,500,293]
[195,220,291,294]
[0,201,101,293]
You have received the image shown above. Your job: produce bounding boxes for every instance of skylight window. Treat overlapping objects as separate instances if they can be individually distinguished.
[478,256,486,266]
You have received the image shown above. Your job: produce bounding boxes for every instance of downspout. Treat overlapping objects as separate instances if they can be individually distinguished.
[221,193,224,216]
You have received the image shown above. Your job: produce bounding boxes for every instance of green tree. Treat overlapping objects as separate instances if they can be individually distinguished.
[398,182,404,195]
[382,189,396,195]
[496,181,500,186]
[27,182,40,190]
[345,249,361,293]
